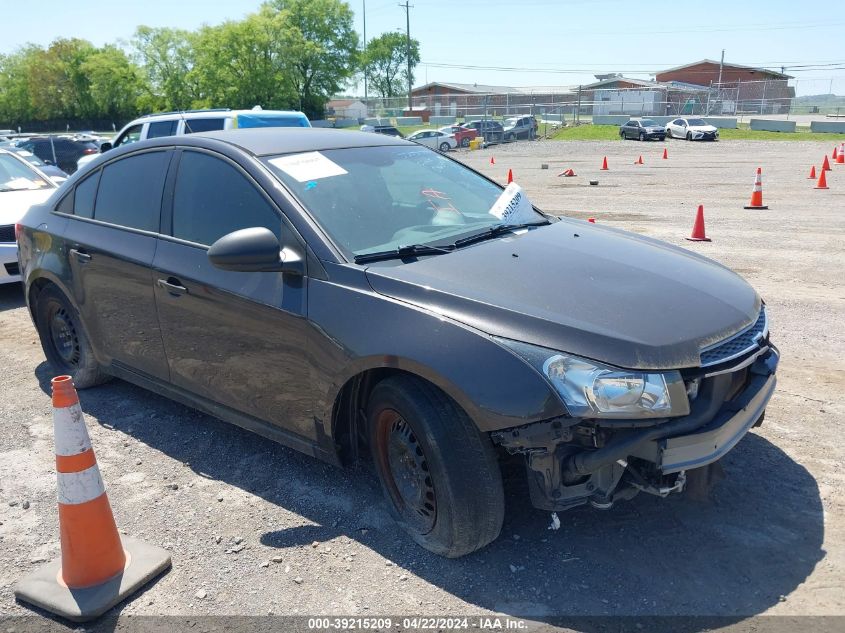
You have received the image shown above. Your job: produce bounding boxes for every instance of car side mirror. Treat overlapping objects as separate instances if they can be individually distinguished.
[100,142,112,153]
[207,227,304,275]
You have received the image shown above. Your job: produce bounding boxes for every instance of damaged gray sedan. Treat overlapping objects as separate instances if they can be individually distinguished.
[18,129,777,558]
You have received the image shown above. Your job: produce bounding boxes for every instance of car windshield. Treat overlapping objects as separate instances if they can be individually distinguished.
[0,153,53,192]
[263,145,546,259]
[687,118,708,126]
[639,119,657,126]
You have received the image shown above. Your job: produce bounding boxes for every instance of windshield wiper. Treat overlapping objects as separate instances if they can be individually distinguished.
[354,243,455,264]
[452,221,550,249]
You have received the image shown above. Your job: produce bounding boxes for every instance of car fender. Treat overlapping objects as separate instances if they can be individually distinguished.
[308,276,567,434]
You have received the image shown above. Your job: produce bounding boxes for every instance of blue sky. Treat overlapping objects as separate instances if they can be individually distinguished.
[4,0,844,96]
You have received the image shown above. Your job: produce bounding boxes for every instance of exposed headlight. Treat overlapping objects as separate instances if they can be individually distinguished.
[498,340,690,419]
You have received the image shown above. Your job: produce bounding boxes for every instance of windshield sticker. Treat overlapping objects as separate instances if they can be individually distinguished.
[268,152,348,182]
[421,188,463,224]
[488,183,537,224]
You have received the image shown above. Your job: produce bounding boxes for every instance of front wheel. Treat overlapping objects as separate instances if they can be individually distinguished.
[367,375,505,558]
[639,132,645,141]
[34,285,110,388]
[439,142,451,152]
[506,133,516,142]
[460,137,470,148]
[686,132,693,141]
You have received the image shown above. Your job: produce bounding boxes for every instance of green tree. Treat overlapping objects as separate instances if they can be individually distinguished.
[363,32,420,100]
[27,38,97,120]
[267,0,359,117]
[132,26,198,111]
[81,46,145,121]
[0,46,39,124]
[191,12,296,110]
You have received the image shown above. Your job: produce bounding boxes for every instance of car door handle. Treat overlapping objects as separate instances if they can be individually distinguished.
[69,248,91,263]
[157,277,188,296]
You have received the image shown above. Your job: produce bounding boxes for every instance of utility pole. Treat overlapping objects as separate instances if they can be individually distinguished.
[362,0,368,115]
[714,49,725,114]
[399,1,413,113]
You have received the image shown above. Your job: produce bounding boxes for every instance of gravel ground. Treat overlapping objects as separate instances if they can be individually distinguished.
[1,138,844,631]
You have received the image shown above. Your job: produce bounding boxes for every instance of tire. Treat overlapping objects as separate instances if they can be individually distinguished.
[439,142,450,152]
[620,130,626,139]
[686,132,693,141]
[639,132,645,141]
[506,133,516,142]
[367,375,505,558]
[460,137,470,148]
[34,285,110,389]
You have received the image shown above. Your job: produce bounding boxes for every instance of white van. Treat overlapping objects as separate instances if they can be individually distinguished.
[77,107,310,171]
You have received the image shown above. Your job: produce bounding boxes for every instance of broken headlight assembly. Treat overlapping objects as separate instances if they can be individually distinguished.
[498,340,690,419]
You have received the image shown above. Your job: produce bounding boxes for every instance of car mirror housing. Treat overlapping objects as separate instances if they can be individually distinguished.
[207,227,304,275]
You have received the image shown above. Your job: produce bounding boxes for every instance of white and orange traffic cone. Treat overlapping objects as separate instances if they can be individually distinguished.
[743,167,768,209]
[837,142,844,165]
[15,376,171,622]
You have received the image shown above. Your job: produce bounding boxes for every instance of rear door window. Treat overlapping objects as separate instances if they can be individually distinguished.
[183,118,227,134]
[73,171,100,218]
[171,150,280,246]
[93,151,170,232]
[147,120,178,139]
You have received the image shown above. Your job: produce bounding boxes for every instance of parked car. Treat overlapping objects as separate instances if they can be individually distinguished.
[0,143,69,183]
[406,129,457,151]
[620,118,666,141]
[666,117,719,141]
[18,128,778,557]
[0,149,57,284]
[438,125,478,148]
[77,107,311,171]
[503,115,538,141]
[15,136,99,174]
[463,119,504,143]
[372,125,404,138]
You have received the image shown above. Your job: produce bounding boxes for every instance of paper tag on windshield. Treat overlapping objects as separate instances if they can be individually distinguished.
[268,152,348,182]
[488,183,536,224]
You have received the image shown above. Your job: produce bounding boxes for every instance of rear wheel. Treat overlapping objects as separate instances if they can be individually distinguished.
[34,285,109,388]
[367,375,504,558]
[506,133,516,142]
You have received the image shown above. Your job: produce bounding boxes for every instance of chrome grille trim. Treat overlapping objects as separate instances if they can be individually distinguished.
[699,307,768,368]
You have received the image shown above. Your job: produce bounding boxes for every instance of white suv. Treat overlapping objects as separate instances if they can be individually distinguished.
[77,108,310,171]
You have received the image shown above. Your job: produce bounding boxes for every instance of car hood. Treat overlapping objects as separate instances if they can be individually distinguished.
[642,126,664,132]
[0,188,56,226]
[364,220,760,370]
[689,125,717,132]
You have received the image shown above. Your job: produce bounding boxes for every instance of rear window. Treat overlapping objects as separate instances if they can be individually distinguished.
[147,120,178,139]
[73,171,100,218]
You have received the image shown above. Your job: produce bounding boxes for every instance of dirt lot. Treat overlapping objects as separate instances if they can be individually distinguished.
[1,138,844,630]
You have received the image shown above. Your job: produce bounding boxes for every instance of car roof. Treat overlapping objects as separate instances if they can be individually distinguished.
[193,127,411,156]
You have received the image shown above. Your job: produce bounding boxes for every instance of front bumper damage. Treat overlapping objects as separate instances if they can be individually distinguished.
[492,347,778,512]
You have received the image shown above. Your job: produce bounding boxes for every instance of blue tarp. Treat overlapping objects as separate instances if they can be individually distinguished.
[236,113,310,128]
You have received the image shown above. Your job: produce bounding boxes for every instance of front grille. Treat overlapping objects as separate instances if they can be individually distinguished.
[4,262,19,276]
[700,307,768,367]
[0,224,14,243]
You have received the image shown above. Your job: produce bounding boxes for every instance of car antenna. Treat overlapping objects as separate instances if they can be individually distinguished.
[178,110,193,134]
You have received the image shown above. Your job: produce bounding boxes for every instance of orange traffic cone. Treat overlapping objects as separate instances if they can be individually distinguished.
[662,148,668,160]
[834,146,839,160]
[601,156,609,170]
[490,156,495,165]
[15,376,171,622]
[815,169,829,190]
[558,168,576,177]
[587,218,596,223]
[743,167,768,209]
[686,205,711,242]
[822,155,831,171]
[634,155,644,165]
[507,169,513,184]
[837,142,844,164]
[808,165,817,180]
